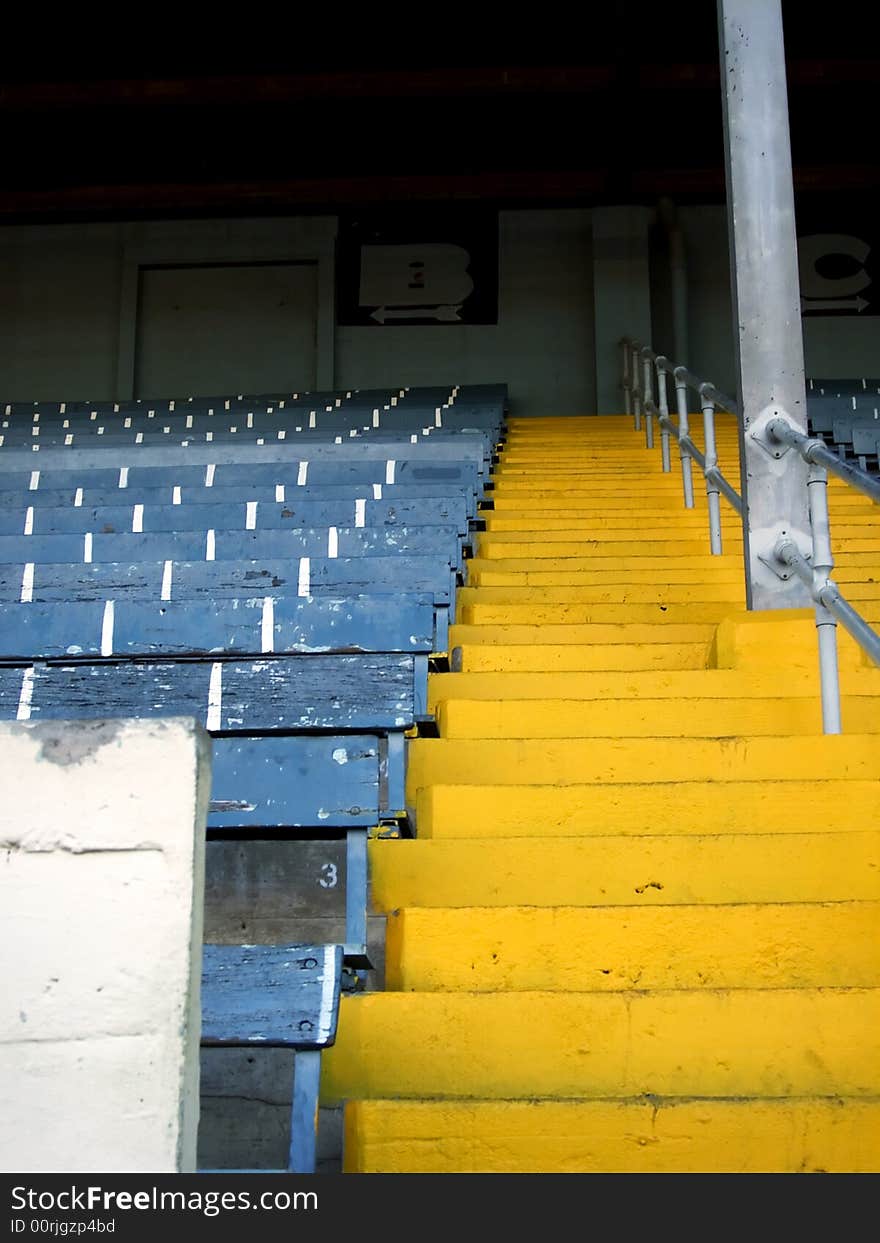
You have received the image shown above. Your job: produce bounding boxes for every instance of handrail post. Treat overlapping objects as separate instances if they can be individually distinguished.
[806,460,843,734]
[674,370,695,508]
[642,351,654,449]
[701,395,723,554]
[656,358,672,472]
[621,340,632,415]
[631,341,642,431]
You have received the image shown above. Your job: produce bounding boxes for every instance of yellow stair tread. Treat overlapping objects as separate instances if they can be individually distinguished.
[322,989,880,1103]
[343,1098,880,1173]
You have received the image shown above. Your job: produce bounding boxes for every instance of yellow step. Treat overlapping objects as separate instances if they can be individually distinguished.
[448,622,716,646]
[406,735,880,799]
[483,515,717,532]
[434,695,880,738]
[468,561,745,586]
[457,600,734,623]
[416,779,880,838]
[466,574,746,600]
[450,642,710,673]
[343,1098,880,1172]
[476,538,743,559]
[384,902,880,991]
[368,832,880,908]
[427,667,880,709]
[322,989,880,1102]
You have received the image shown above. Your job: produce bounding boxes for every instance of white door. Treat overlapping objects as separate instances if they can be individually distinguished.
[134,261,317,398]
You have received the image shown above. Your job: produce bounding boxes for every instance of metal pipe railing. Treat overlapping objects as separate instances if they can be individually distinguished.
[620,336,880,734]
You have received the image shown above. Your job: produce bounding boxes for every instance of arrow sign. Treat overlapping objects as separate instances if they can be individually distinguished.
[370,305,463,324]
[802,296,870,313]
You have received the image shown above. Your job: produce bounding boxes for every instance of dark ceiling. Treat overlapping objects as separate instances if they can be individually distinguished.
[2,4,878,224]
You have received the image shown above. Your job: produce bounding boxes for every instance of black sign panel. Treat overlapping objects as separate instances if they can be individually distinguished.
[797,214,880,316]
[336,210,498,326]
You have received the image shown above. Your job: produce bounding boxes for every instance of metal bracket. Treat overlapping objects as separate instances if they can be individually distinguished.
[748,403,795,460]
[756,527,811,583]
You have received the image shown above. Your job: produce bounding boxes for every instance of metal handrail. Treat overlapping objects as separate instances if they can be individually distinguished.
[620,336,880,734]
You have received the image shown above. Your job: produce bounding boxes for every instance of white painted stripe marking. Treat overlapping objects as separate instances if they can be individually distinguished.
[29,470,39,491]
[277,429,286,441]
[33,412,40,425]
[386,460,396,484]
[246,501,257,530]
[411,434,418,444]
[62,419,69,429]
[64,434,73,446]
[20,563,34,602]
[309,411,316,429]
[31,426,39,437]
[391,395,398,406]
[261,597,274,653]
[101,600,115,656]
[83,533,93,563]
[16,668,35,721]
[206,430,214,442]
[161,560,173,601]
[205,529,216,561]
[334,436,342,444]
[169,400,176,412]
[435,407,443,427]
[186,414,193,429]
[60,403,66,414]
[327,526,338,558]
[297,557,310,597]
[373,483,382,500]
[124,417,132,428]
[318,944,336,1042]
[372,409,380,427]
[275,484,285,502]
[132,504,144,533]
[97,426,105,435]
[354,498,366,528]
[247,412,253,429]
[206,663,223,731]
[118,467,129,489]
[173,486,181,505]
[135,432,143,444]
[23,507,33,536]
[74,487,83,507]
[257,438,265,445]
[297,461,308,486]
[205,464,215,487]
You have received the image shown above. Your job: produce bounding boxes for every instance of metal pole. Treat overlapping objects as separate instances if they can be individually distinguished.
[675,373,695,508]
[642,352,654,449]
[718,0,811,608]
[656,359,672,472]
[631,342,642,430]
[622,341,632,415]
[806,461,842,734]
[701,398,723,554]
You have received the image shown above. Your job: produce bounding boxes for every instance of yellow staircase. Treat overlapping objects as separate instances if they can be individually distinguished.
[324,414,880,1173]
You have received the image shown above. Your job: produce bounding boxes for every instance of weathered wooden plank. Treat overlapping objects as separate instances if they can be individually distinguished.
[207,735,384,827]
[0,497,471,537]
[0,557,455,605]
[200,944,343,1049]
[0,526,463,567]
[0,655,416,730]
[0,595,437,659]
[0,458,482,494]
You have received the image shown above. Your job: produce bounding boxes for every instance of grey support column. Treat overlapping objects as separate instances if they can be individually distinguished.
[718,0,811,609]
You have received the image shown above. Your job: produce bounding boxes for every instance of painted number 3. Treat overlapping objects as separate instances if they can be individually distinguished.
[319,862,338,889]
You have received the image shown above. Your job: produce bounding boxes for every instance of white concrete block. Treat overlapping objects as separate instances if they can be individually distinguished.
[0,718,211,1173]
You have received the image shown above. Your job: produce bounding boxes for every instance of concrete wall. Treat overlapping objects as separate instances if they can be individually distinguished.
[0,210,595,417]
[0,718,211,1174]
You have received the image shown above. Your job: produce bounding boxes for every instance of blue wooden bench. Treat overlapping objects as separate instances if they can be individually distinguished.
[200,942,343,1174]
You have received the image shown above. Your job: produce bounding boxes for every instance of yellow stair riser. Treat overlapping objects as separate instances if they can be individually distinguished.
[368,832,880,908]
[343,1099,880,1174]
[468,567,746,588]
[470,554,880,575]
[385,903,880,992]
[322,990,880,1103]
[452,643,711,673]
[456,599,880,626]
[406,735,880,798]
[477,540,744,559]
[416,780,880,838]
[483,517,727,533]
[449,622,717,645]
[427,667,880,709]
[434,696,880,738]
